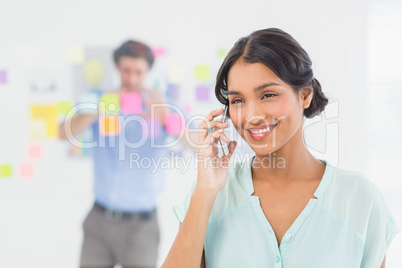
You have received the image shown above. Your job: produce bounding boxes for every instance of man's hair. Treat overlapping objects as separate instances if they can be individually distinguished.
[113,40,154,68]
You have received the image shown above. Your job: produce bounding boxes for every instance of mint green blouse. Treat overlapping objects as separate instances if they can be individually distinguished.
[172,156,401,268]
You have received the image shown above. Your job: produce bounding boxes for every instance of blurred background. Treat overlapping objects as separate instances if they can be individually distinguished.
[0,0,401,267]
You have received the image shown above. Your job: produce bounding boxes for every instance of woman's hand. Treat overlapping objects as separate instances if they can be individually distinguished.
[196,108,237,195]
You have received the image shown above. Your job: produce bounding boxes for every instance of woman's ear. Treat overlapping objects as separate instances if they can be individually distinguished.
[299,86,314,109]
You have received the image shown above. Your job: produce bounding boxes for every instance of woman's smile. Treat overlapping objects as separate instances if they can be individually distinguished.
[246,122,279,141]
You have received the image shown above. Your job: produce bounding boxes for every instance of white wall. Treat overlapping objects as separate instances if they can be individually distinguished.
[0,0,400,267]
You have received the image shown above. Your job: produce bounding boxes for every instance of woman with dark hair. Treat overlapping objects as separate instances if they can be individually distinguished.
[162,28,400,268]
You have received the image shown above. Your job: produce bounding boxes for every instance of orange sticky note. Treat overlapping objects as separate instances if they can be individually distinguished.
[165,113,185,135]
[99,115,120,136]
[27,144,43,160]
[19,163,34,178]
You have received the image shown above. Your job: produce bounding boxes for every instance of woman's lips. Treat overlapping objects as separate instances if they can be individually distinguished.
[246,122,279,141]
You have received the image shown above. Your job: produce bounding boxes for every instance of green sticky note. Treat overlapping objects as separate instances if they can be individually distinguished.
[217,48,227,58]
[58,100,74,115]
[99,93,120,114]
[195,65,210,82]
[0,164,13,178]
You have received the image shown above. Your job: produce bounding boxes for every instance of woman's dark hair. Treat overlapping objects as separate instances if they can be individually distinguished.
[215,28,328,119]
[113,40,154,68]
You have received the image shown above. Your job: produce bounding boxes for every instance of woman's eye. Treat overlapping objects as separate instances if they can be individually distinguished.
[231,99,244,104]
[262,93,276,99]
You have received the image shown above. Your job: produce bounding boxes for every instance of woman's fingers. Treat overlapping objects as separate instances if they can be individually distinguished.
[198,108,227,145]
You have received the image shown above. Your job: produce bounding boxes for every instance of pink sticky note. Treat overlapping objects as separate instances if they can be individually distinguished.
[0,70,7,84]
[196,85,210,101]
[28,144,43,160]
[145,117,162,138]
[121,92,142,114]
[19,163,34,178]
[152,46,166,58]
[165,113,185,135]
[184,103,193,112]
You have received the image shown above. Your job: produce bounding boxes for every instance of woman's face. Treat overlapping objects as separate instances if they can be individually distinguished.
[227,60,313,156]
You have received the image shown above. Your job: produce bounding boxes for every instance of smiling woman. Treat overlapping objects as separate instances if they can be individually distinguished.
[162,28,400,268]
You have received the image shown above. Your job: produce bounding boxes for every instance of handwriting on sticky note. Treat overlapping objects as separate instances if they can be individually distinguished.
[19,163,34,178]
[100,93,120,114]
[30,105,58,138]
[121,92,142,114]
[195,65,210,82]
[165,113,185,135]
[99,115,120,136]
[0,164,13,178]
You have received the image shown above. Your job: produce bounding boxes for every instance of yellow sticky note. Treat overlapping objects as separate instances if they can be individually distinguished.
[0,164,12,178]
[29,120,47,138]
[58,100,74,115]
[168,64,185,84]
[30,105,58,138]
[84,60,104,86]
[67,46,85,64]
[195,65,210,82]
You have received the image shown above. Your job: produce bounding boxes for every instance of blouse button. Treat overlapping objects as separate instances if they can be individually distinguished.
[285,233,292,239]
[276,255,281,263]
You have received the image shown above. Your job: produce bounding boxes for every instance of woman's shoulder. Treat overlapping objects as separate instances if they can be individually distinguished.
[324,164,383,203]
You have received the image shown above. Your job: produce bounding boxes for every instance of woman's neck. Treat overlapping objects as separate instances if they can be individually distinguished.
[252,129,322,186]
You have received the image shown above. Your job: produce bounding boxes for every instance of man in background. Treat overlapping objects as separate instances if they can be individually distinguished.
[60,40,194,268]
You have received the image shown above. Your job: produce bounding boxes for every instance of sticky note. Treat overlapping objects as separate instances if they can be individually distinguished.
[0,70,7,84]
[165,113,185,135]
[0,164,12,178]
[30,105,58,138]
[121,92,142,114]
[217,48,228,58]
[99,93,120,114]
[27,144,43,160]
[184,103,193,112]
[67,46,85,64]
[168,64,185,84]
[145,117,162,138]
[166,84,180,100]
[57,100,74,115]
[84,60,104,86]
[29,120,47,138]
[196,85,210,101]
[152,46,166,58]
[99,115,120,136]
[19,163,34,178]
[195,65,210,82]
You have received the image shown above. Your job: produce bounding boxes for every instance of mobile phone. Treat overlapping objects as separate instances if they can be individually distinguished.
[218,105,230,156]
